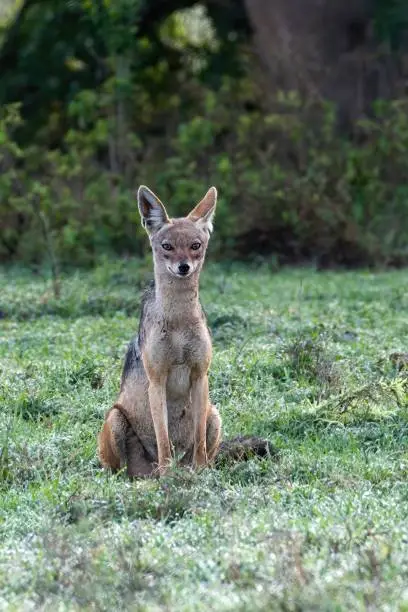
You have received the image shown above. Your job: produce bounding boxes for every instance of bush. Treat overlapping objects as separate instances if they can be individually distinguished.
[2,73,408,267]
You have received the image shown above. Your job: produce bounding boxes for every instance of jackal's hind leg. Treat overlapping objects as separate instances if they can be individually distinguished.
[181,404,221,467]
[206,404,222,461]
[98,405,127,471]
[98,405,155,478]
[126,429,156,478]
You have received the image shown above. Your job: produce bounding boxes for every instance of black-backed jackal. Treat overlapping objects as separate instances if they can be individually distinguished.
[98,186,269,478]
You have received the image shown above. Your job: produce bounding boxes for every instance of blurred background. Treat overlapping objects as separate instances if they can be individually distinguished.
[1,0,408,269]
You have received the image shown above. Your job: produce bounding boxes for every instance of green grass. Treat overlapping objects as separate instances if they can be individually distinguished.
[1,259,408,611]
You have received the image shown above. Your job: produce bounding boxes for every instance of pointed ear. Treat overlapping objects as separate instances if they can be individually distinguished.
[188,187,217,234]
[137,185,170,234]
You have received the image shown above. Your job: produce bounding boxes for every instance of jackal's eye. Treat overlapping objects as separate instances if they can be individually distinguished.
[161,242,173,251]
[191,242,201,251]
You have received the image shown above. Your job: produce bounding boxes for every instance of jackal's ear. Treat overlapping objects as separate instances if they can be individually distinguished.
[188,186,217,234]
[137,185,170,234]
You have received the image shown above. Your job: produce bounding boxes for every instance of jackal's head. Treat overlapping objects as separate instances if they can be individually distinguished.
[137,185,217,280]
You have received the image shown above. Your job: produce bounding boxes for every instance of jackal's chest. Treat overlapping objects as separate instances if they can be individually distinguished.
[145,326,211,402]
[166,364,192,401]
[150,323,211,365]
[168,328,206,363]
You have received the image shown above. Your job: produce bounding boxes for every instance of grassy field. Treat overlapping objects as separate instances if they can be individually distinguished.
[1,259,407,611]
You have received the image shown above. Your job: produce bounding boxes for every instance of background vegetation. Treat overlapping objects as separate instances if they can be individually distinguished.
[1,0,408,267]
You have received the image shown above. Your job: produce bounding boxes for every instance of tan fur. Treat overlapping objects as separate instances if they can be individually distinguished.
[98,186,221,477]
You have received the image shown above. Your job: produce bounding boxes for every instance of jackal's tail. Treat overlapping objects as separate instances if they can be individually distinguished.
[215,436,274,464]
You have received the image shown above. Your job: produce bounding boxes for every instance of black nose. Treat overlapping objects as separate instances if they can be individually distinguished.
[178,263,190,276]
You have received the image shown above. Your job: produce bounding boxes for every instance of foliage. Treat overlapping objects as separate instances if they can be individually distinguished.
[2,86,408,266]
[374,0,408,49]
[1,262,408,608]
[1,1,408,267]
[0,0,144,131]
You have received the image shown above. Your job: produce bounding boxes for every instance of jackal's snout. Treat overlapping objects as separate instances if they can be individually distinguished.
[178,262,190,276]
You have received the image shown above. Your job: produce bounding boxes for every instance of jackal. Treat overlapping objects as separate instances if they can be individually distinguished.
[98,185,269,478]
[98,185,221,477]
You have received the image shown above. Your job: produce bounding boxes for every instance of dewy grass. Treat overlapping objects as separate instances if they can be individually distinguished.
[0,260,407,611]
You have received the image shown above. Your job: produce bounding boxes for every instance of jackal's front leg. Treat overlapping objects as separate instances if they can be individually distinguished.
[191,373,210,468]
[148,379,172,476]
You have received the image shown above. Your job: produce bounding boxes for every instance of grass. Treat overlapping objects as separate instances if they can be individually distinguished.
[0,258,407,611]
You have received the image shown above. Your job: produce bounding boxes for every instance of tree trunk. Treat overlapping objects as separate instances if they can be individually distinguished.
[244,0,400,125]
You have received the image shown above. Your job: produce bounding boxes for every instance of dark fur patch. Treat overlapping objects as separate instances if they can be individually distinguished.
[120,281,155,386]
[138,280,155,348]
[121,338,141,386]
